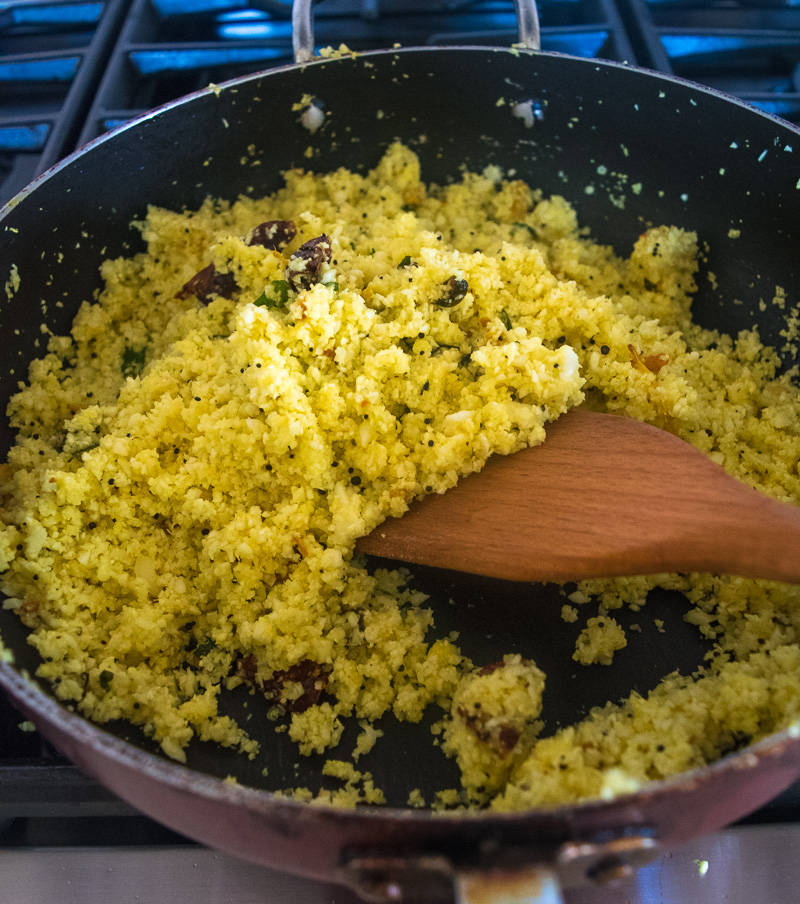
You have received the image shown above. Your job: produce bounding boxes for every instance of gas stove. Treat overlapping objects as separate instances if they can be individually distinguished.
[2,2,800,902]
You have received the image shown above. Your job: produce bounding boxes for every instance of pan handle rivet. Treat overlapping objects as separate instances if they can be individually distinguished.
[586,857,636,884]
[359,877,403,902]
[382,882,402,901]
[556,834,661,888]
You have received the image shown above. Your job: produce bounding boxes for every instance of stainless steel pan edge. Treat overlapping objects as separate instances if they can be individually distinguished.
[1,39,800,903]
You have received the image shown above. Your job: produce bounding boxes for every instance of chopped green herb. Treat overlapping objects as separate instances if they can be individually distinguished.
[500,309,513,331]
[254,279,292,310]
[195,638,217,657]
[69,438,100,459]
[99,670,114,691]
[121,345,147,378]
[513,221,537,237]
[398,255,414,268]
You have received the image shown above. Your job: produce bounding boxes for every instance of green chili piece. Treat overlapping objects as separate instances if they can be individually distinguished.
[254,279,292,310]
[195,638,217,657]
[121,345,148,378]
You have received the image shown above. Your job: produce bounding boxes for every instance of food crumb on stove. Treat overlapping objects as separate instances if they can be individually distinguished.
[1,141,799,812]
[561,605,579,623]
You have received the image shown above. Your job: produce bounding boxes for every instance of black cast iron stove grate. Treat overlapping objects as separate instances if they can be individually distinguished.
[1,0,800,858]
[0,0,130,204]
[623,0,800,123]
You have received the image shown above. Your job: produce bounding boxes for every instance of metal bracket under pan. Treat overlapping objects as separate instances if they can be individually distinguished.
[340,834,662,903]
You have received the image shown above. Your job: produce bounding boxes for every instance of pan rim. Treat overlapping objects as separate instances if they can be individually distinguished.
[2,42,800,227]
[2,41,800,839]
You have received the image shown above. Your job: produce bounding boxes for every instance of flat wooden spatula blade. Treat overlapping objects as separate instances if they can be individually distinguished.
[357,410,800,584]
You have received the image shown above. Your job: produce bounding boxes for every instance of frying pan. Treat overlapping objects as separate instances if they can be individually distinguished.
[1,1,800,900]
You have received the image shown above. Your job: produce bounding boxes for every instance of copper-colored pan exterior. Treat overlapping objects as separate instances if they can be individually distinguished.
[1,46,800,897]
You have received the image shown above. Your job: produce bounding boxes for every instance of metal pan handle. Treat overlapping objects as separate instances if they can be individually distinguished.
[292,0,541,64]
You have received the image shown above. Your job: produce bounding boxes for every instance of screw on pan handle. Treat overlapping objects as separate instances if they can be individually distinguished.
[291,0,541,64]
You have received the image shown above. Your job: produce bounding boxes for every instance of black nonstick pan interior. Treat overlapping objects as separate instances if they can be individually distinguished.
[0,563,707,805]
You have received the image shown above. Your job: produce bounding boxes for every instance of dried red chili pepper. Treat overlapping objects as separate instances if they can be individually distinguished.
[247,220,297,251]
[628,344,669,375]
[175,263,237,303]
[478,661,505,676]
[436,276,469,307]
[456,706,522,756]
[285,234,332,292]
[236,655,331,713]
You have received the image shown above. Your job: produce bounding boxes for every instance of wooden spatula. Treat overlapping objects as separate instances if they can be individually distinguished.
[357,409,800,584]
